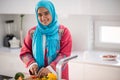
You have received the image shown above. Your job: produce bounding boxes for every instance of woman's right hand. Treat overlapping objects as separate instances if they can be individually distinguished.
[29,63,39,75]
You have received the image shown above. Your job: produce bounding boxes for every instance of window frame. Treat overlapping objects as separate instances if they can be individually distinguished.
[93,16,120,51]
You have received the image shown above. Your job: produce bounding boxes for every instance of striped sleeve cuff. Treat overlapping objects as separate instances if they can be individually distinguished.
[47,66,57,76]
[27,62,38,71]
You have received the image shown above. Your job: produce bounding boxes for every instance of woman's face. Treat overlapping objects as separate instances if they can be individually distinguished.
[37,7,52,26]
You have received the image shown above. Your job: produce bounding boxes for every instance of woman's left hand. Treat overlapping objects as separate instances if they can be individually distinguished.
[37,67,51,78]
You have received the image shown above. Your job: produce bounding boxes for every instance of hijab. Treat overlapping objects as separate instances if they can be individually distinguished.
[32,0,60,68]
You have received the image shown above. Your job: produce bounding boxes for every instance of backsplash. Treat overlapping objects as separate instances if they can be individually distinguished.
[0,14,92,51]
[0,14,37,47]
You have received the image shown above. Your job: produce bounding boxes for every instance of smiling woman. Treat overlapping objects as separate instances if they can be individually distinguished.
[20,0,72,80]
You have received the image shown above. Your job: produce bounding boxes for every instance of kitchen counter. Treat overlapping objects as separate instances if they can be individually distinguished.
[1,47,120,68]
[0,47,20,54]
[71,51,120,68]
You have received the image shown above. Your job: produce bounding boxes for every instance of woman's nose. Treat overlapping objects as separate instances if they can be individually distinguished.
[41,15,46,20]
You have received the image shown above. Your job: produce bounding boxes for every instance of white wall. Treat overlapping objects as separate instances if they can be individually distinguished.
[22,14,37,38]
[58,15,92,51]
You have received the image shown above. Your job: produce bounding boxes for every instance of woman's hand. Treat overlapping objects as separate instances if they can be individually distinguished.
[29,63,39,75]
[37,67,51,78]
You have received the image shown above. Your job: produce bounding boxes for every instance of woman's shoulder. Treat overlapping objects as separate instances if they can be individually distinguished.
[59,24,71,38]
[29,26,36,31]
[28,26,36,38]
[28,26,36,33]
[59,24,67,29]
[59,24,70,33]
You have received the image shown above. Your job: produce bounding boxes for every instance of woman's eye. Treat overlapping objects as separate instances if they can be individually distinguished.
[38,11,49,17]
[44,11,49,16]
[38,13,42,17]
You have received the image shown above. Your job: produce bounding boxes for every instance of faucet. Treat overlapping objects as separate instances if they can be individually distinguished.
[56,54,78,80]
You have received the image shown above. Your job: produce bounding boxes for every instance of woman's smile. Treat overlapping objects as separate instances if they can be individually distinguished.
[41,17,49,25]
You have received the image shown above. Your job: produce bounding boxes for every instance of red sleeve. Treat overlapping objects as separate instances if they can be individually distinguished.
[19,26,36,68]
[50,25,72,70]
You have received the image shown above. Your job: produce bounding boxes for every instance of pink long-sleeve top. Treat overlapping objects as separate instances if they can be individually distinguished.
[20,25,72,80]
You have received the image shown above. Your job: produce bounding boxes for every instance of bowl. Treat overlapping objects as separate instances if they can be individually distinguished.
[100,54,119,61]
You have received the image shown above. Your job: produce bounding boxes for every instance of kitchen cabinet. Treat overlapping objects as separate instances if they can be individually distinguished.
[0,0,38,14]
[0,0,120,15]
[0,48,28,77]
[69,62,84,80]
[69,51,120,80]
[69,61,120,80]
[84,64,120,80]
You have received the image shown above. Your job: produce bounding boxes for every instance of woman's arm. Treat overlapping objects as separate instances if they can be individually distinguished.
[20,27,36,68]
[50,25,72,71]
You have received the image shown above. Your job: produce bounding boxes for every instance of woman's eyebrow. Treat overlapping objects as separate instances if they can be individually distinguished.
[38,10,49,14]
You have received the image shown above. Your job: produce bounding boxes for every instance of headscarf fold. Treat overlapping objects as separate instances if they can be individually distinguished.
[32,0,60,68]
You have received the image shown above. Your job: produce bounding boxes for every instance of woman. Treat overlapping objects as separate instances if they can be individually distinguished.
[20,0,72,80]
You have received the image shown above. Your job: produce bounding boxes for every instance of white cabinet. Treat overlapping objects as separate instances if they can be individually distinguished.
[0,0,38,14]
[69,62,84,80]
[0,48,28,77]
[69,58,120,80]
[84,64,120,80]
[0,0,120,15]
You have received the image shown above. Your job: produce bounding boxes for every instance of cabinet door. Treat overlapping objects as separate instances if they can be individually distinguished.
[69,62,84,80]
[84,64,120,80]
[0,53,28,76]
[0,0,38,14]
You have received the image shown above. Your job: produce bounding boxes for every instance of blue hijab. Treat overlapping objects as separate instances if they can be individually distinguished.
[32,0,60,68]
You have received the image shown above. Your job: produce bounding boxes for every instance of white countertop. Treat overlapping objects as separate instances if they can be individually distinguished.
[71,51,120,68]
[0,47,120,79]
[0,47,120,68]
[0,47,28,77]
[0,47,20,54]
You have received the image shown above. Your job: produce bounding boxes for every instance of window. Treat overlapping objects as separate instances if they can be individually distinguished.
[100,26,120,43]
[93,16,120,51]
